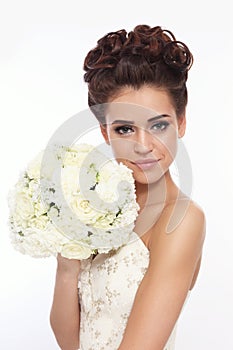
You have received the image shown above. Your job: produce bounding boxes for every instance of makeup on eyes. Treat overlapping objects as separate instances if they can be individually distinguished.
[151,120,170,131]
[112,114,170,135]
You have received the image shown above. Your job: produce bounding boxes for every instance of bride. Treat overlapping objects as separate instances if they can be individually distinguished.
[50,24,206,350]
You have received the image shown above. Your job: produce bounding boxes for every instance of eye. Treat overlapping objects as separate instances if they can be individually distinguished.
[151,121,169,131]
[114,125,134,135]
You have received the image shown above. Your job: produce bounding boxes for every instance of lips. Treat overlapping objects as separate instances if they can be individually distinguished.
[132,158,160,170]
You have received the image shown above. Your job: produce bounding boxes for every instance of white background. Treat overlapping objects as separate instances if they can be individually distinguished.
[0,1,233,349]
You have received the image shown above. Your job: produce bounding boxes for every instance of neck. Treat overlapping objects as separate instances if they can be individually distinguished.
[135,170,182,212]
[134,170,188,238]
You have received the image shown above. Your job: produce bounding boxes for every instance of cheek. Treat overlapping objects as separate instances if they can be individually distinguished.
[154,127,178,160]
[109,138,135,161]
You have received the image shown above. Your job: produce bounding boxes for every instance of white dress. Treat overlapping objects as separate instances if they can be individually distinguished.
[78,231,191,350]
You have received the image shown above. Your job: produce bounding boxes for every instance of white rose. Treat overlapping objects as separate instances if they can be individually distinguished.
[13,190,34,222]
[11,228,56,258]
[63,144,94,167]
[118,162,135,181]
[70,195,102,225]
[98,161,117,181]
[95,181,119,203]
[43,225,70,251]
[28,215,49,230]
[96,162,135,205]
[61,166,80,198]
[60,242,93,259]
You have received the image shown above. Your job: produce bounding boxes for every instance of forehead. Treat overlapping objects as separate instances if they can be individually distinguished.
[105,86,176,123]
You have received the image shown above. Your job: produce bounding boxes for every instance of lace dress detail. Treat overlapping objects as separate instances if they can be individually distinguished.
[78,231,190,350]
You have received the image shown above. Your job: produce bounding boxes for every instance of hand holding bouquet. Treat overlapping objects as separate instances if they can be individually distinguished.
[8,144,139,260]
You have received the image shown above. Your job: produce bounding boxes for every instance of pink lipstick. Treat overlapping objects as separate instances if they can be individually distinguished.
[133,159,160,170]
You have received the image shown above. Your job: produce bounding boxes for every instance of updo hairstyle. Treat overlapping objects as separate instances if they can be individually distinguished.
[83,25,193,122]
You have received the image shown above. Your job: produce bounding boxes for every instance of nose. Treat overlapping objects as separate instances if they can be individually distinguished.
[133,128,153,154]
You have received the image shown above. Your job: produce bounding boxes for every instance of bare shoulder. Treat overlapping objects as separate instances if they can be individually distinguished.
[157,196,205,237]
[149,197,206,266]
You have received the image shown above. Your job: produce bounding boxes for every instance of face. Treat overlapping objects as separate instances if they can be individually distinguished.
[100,86,186,185]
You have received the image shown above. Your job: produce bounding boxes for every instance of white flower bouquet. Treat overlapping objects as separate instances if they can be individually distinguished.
[8,143,139,260]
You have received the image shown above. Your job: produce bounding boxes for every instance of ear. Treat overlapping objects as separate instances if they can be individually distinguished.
[178,115,186,138]
[100,123,110,145]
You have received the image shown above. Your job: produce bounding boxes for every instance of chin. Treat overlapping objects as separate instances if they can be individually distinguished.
[116,158,170,185]
[131,168,166,185]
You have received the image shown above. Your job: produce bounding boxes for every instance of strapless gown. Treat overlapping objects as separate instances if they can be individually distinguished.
[78,231,191,350]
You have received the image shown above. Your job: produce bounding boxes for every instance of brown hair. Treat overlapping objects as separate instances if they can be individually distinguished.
[83,25,193,122]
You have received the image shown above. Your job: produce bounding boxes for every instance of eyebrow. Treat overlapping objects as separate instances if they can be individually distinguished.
[111,114,171,125]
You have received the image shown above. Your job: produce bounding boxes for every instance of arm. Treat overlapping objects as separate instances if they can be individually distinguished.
[50,254,81,350]
[118,201,206,350]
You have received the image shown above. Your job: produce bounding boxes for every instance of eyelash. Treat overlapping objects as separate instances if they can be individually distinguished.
[114,121,170,135]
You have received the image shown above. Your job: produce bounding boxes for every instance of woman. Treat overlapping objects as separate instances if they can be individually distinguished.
[50,25,206,350]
